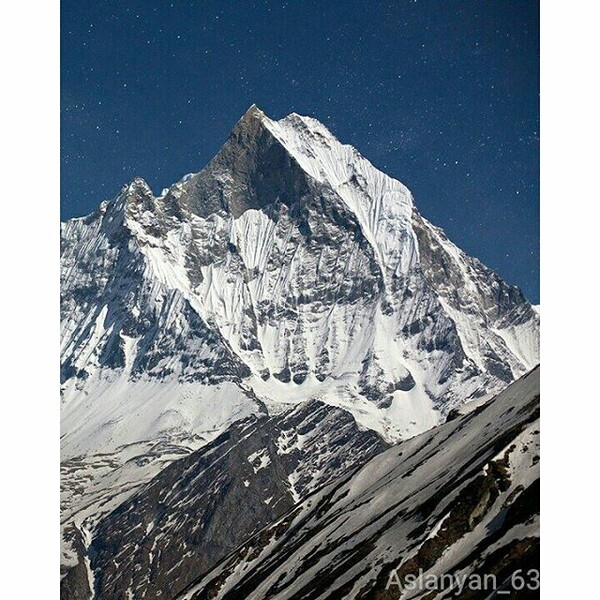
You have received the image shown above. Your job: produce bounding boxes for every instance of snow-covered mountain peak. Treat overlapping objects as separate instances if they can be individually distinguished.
[97,107,413,237]
[221,103,270,145]
[61,106,539,455]
[240,103,267,121]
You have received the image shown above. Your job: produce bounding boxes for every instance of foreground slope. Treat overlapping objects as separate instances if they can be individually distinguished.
[181,366,540,600]
[62,403,388,599]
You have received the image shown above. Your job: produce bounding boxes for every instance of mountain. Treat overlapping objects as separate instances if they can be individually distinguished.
[61,105,538,448]
[179,366,540,600]
[60,106,539,589]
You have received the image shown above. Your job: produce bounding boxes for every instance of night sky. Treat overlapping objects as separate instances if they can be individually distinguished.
[61,0,539,303]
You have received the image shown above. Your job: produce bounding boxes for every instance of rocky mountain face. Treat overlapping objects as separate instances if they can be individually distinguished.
[180,366,540,600]
[60,106,539,598]
[64,402,388,600]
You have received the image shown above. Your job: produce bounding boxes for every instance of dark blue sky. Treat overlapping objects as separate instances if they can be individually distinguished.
[61,0,539,302]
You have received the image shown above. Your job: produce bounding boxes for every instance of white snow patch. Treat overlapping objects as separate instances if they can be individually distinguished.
[247,449,271,473]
